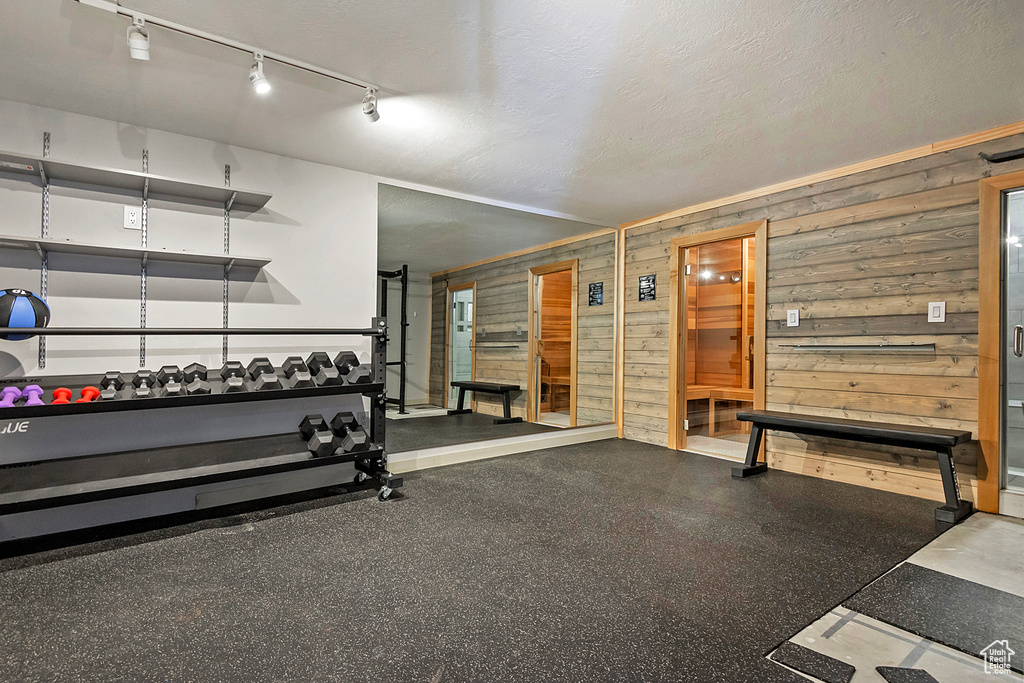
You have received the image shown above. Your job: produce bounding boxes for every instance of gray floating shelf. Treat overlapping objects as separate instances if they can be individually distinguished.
[0,149,272,211]
[0,234,270,270]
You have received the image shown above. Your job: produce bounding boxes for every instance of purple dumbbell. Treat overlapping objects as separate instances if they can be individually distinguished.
[22,385,44,406]
[0,386,21,408]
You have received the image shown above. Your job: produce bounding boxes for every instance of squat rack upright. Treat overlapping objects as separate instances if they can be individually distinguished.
[378,265,409,414]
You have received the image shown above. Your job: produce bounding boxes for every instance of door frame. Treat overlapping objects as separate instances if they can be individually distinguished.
[979,169,1024,514]
[443,281,477,409]
[667,220,767,452]
[527,259,579,425]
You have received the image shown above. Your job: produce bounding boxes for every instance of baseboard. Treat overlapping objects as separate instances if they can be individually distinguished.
[387,424,619,474]
[999,489,1024,519]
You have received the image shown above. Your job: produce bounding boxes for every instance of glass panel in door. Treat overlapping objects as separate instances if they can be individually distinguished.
[682,237,755,458]
[1004,189,1024,492]
[448,289,474,408]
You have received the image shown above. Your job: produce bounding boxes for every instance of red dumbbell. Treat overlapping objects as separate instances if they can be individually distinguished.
[52,388,72,405]
[75,386,100,403]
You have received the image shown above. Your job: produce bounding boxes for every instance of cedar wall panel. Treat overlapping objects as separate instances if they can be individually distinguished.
[623,133,1024,502]
[430,233,616,424]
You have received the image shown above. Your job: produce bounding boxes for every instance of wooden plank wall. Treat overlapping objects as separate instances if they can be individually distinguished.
[430,233,616,423]
[622,132,1024,502]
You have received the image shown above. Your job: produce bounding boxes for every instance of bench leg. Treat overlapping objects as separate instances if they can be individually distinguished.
[494,390,523,424]
[732,425,768,478]
[934,446,973,525]
[447,387,473,415]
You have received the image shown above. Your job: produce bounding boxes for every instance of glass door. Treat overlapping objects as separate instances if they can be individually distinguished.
[1003,189,1024,493]
[448,288,474,408]
[682,236,755,459]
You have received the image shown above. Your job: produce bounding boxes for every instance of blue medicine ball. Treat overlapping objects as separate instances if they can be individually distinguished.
[0,289,50,341]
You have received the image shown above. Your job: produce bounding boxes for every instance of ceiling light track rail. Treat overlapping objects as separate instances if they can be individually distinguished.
[75,0,380,93]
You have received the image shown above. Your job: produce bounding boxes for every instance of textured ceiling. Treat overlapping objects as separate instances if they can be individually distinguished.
[0,1,1021,225]
[378,184,607,275]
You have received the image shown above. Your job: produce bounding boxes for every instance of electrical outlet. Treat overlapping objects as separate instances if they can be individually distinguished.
[123,206,141,230]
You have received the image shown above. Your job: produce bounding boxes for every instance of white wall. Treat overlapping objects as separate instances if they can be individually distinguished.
[0,100,379,379]
[383,272,431,404]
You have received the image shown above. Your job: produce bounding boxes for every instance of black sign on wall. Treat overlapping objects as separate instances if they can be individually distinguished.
[588,282,603,306]
[638,274,656,302]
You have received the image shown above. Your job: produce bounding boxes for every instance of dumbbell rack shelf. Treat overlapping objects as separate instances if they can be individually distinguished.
[0,319,401,542]
[0,379,384,419]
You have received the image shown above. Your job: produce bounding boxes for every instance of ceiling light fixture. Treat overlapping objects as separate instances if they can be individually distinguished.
[362,89,380,122]
[126,16,150,60]
[75,0,380,113]
[249,53,271,94]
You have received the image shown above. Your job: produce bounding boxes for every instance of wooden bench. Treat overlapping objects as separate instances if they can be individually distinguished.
[448,381,524,424]
[733,410,973,525]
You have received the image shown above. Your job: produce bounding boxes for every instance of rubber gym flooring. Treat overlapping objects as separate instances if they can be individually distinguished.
[386,411,558,453]
[0,439,940,682]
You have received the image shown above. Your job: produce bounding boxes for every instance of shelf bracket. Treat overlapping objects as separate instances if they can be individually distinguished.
[38,132,50,370]
[34,244,45,259]
[140,149,149,367]
[222,164,231,364]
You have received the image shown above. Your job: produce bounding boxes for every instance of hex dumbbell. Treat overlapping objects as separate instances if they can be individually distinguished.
[132,370,157,398]
[100,372,126,401]
[75,386,100,403]
[283,356,315,389]
[220,361,248,393]
[23,385,44,406]
[0,387,20,408]
[306,351,341,386]
[52,388,72,405]
[156,366,184,396]
[183,363,208,383]
[299,414,330,441]
[334,351,372,385]
[330,411,371,453]
[247,357,283,391]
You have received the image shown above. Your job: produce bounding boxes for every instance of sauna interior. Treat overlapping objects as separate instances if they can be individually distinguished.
[684,236,755,458]
[537,269,573,426]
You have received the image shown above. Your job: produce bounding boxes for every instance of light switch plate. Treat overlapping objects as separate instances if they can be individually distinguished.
[123,206,141,230]
[787,310,799,327]
[928,301,946,323]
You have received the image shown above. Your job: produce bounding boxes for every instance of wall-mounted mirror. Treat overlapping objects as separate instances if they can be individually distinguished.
[377,184,618,456]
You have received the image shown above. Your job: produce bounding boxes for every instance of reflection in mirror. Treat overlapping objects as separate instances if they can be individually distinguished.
[377,184,617,455]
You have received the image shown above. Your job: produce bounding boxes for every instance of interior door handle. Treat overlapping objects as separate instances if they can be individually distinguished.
[1015,326,1023,358]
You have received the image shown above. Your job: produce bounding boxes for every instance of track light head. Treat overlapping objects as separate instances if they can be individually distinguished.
[362,89,380,122]
[126,17,150,61]
[249,53,271,94]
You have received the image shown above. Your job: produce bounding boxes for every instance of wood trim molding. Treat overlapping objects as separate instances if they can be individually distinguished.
[615,229,626,438]
[978,169,1024,514]
[430,228,616,279]
[621,120,1024,231]
[667,221,768,453]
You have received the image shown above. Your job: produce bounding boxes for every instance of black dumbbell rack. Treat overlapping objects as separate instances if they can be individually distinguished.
[0,318,400,542]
